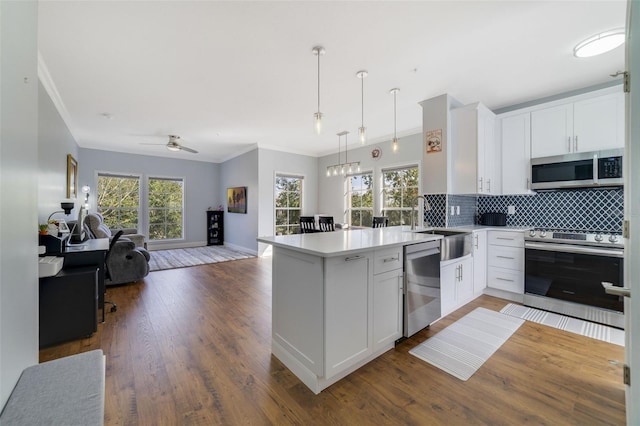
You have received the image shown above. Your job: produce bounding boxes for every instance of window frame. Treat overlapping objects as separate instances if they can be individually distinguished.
[345,170,374,228]
[95,172,142,231]
[146,175,185,242]
[274,173,304,235]
[380,164,421,226]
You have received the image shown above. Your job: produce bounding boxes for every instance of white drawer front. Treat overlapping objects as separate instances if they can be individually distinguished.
[488,267,524,293]
[488,246,524,270]
[488,231,524,247]
[373,247,403,275]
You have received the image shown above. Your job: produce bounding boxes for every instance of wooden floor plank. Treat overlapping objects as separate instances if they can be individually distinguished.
[39,257,626,425]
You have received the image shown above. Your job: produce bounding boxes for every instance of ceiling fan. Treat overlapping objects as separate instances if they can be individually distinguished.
[141,135,198,154]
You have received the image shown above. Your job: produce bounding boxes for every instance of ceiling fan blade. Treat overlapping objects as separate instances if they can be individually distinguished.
[139,143,166,146]
[180,146,198,154]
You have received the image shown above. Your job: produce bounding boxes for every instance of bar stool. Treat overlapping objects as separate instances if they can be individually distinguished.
[372,217,389,228]
[299,216,318,234]
[318,216,335,232]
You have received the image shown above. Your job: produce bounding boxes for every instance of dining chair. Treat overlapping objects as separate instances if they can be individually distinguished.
[318,216,335,232]
[372,216,389,228]
[299,216,318,234]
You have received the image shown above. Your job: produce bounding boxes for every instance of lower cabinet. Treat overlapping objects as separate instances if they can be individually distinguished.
[472,230,487,295]
[486,230,525,294]
[441,254,474,317]
[325,253,373,380]
[373,269,403,351]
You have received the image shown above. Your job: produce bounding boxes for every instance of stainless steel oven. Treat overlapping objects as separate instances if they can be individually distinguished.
[524,230,624,329]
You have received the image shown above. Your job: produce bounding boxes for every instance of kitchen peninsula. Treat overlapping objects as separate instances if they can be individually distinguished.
[257,227,442,394]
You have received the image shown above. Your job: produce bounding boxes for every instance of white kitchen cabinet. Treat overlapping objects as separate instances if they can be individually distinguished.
[531,90,624,158]
[472,230,487,295]
[441,254,473,317]
[486,231,524,295]
[500,112,532,194]
[373,269,403,351]
[325,253,373,380]
[451,102,498,195]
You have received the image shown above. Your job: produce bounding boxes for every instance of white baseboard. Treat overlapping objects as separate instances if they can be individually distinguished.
[483,287,524,303]
[224,241,258,256]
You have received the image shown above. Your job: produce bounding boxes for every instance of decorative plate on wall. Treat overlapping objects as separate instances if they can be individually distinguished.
[371,147,382,160]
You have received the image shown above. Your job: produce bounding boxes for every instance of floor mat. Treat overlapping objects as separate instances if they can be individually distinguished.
[148,245,254,271]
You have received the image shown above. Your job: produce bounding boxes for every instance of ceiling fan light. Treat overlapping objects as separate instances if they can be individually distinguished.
[167,145,180,152]
[574,28,625,58]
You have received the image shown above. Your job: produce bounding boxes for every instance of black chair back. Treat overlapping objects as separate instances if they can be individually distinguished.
[372,217,389,228]
[318,216,335,232]
[299,216,317,234]
[104,230,124,281]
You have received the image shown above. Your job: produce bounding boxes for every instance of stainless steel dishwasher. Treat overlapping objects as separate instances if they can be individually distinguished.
[403,240,441,337]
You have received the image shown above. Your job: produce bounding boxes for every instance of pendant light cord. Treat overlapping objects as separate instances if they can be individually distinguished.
[317,52,321,113]
[361,77,364,127]
[393,91,397,138]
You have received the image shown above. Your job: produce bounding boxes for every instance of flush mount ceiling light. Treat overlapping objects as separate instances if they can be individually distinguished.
[390,88,400,152]
[574,28,625,58]
[312,46,326,134]
[326,131,360,177]
[356,70,368,144]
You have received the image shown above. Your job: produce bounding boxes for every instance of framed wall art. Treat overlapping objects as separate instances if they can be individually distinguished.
[67,154,78,198]
[426,129,442,154]
[227,186,247,214]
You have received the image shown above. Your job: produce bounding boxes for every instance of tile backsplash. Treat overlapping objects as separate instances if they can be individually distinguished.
[424,187,623,232]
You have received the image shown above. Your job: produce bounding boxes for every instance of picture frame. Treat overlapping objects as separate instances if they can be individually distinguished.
[227,186,247,214]
[66,154,78,199]
[426,129,442,154]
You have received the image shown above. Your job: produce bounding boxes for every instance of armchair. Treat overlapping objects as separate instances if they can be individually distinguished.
[104,232,150,286]
[86,212,146,248]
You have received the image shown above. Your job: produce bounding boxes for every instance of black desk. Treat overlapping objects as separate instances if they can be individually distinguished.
[39,266,98,348]
[58,238,109,322]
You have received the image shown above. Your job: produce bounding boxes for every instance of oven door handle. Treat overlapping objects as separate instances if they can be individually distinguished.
[525,241,624,258]
[602,282,631,298]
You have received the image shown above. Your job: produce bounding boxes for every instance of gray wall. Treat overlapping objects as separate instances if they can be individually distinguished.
[0,0,40,408]
[79,148,220,249]
[38,81,80,223]
[317,133,423,224]
[220,148,259,253]
[257,148,319,254]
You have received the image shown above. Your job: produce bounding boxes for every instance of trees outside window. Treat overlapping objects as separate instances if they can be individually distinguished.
[347,172,373,227]
[148,177,184,240]
[97,174,140,229]
[381,166,419,226]
[275,174,302,235]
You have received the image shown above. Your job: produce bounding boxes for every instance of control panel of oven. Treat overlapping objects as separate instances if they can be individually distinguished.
[526,229,623,247]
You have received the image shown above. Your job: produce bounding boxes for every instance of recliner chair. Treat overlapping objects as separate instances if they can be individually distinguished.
[103,231,150,286]
[86,212,146,248]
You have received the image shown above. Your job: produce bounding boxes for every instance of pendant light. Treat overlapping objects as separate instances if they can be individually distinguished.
[390,88,400,152]
[326,131,360,177]
[356,70,368,144]
[312,46,325,134]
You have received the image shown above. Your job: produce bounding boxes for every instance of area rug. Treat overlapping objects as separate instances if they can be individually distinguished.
[500,303,624,346]
[409,307,524,381]
[148,246,254,271]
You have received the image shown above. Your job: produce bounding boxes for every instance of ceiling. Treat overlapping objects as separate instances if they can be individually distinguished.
[37,1,627,163]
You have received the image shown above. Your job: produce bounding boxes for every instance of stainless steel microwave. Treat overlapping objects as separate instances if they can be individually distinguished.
[530,149,623,190]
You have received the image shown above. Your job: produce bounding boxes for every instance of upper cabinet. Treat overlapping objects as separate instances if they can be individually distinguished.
[501,112,532,195]
[530,90,624,158]
[450,102,497,195]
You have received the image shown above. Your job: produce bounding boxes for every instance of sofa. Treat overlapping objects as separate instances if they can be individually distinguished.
[86,212,146,248]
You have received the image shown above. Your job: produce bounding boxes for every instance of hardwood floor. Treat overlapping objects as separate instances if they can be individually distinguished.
[40,257,626,425]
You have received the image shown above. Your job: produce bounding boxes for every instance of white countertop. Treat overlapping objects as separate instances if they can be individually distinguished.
[257,226,443,257]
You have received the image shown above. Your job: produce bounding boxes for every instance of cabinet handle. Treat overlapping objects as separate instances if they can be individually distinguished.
[496,277,514,282]
[383,257,399,263]
[460,264,463,281]
[479,177,483,191]
[455,265,460,281]
[527,177,530,190]
[487,179,491,192]
[574,135,578,151]
[496,237,514,241]
[567,136,571,152]
[345,255,363,262]
[496,255,515,260]
[474,234,479,249]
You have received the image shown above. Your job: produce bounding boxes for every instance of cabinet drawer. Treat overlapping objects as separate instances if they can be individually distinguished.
[373,247,403,275]
[488,246,524,270]
[488,231,524,247]
[487,267,524,293]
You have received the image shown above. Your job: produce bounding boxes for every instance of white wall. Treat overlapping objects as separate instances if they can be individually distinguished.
[257,148,319,254]
[220,148,259,253]
[317,133,423,223]
[79,148,220,249]
[0,0,40,408]
[38,81,80,223]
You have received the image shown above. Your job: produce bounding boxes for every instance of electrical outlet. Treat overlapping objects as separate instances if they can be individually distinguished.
[456,206,460,215]
[450,206,455,215]
[507,205,516,215]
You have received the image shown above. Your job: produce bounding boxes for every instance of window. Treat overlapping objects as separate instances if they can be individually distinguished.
[275,174,302,235]
[381,165,419,226]
[97,173,140,229]
[148,177,184,240]
[347,172,373,227]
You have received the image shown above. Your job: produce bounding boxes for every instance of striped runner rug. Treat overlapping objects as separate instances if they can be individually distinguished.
[148,245,254,271]
[409,307,524,381]
[500,303,624,346]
